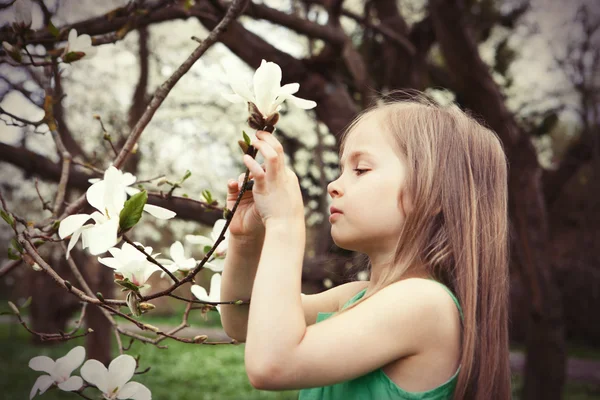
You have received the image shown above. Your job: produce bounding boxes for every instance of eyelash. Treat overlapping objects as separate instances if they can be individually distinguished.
[353,168,368,176]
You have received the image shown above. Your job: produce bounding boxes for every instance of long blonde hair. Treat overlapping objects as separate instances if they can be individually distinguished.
[334,91,511,399]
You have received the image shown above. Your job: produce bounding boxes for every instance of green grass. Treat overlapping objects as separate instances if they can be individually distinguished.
[0,323,298,400]
[2,322,600,399]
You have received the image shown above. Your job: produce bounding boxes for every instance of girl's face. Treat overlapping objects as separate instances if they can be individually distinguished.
[327,113,413,256]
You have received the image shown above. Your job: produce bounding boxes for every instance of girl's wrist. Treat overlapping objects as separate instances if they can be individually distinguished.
[264,217,305,233]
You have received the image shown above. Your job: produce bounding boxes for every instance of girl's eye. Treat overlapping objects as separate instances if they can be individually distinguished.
[353,169,368,176]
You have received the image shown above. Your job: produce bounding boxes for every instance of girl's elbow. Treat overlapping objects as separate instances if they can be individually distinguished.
[246,358,281,390]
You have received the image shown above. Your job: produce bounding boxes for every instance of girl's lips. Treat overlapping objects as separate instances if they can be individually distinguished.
[329,213,342,222]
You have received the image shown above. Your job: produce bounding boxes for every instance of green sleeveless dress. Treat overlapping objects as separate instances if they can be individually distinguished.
[297,280,463,400]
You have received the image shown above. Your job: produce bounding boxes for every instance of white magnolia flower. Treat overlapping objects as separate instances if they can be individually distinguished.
[63,29,97,59]
[90,165,176,220]
[81,354,151,400]
[155,241,196,279]
[222,59,316,119]
[29,346,85,399]
[191,273,222,315]
[14,0,32,28]
[98,242,163,287]
[58,166,175,260]
[58,168,124,259]
[185,219,229,272]
[88,166,140,197]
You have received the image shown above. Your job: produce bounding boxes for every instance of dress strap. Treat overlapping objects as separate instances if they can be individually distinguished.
[427,279,464,321]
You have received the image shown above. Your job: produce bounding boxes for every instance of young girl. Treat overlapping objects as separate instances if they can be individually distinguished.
[220,92,511,400]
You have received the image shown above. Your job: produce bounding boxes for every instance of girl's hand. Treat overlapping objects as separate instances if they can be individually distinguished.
[242,130,304,227]
[226,168,266,239]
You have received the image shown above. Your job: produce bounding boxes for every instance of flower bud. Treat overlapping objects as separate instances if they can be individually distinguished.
[8,301,20,315]
[144,324,160,333]
[238,140,249,154]
[264,112,279,127]
[193,334,208,343]
[139,302,155,311]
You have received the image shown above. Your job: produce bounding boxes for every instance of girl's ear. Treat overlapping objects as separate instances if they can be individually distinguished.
[399,190,414,216]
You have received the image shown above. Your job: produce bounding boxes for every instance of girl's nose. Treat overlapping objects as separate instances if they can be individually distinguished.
[327,179,342,197]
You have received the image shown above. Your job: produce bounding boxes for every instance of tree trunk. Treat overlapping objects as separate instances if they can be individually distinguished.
[428,0,567,397]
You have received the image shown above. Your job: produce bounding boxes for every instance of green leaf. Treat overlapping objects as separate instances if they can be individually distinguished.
[20,296,32,309]
[119,190,147,232]
[47,20,59,37]
[11,238,23,254]
[222,207,231,220]
[1,210,14,227]
[7,248,20,260]
[181,170,192,183]
[242,130,251,146]
[63,51,85,63]
[126,291,141,317]
[203,245,212,254]
[201,189,213,204]
[115,278,141,293]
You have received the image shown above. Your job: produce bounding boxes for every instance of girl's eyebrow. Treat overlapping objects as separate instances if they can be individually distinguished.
[340,150,374,170]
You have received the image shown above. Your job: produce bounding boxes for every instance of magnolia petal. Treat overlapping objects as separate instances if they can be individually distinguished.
[121,241,143,261]
[86,180,106,213]
[191,284,209,301]
[227,70,255,104]
[107,246,123,260]
[210,219,228,242]
[58,214,92,239]
[179,257,197,270]
[143,204,175,219]
[117,381,152,400]
[122,172,137,187]
[54,346,85,379]
[141,266,160,285]
[185,234,212,247]
[125,186,141,196]
[204,259,224,273]
[80,359,109,394]
[287,94,317,110]
[57,376,83,391]
[82,219,119,255]
[279,83,300,95]
[170,241,185,261]
[88,178,101,184]
[209,273,221,301]
[68,29,78,46]
[222,92,246,104]
[65,228,83,260]
[29,356,55,374]
[30,375,54,399]
[79,224,94,250]
[98,256,121,270]
[108,354,137,391]
[254,59,282,117]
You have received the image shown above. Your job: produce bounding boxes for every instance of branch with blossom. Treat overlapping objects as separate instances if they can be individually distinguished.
[0,0,324,399]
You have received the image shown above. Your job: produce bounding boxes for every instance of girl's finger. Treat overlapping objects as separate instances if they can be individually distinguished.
[243,154,266,191]
[252,139,279,182]
[256,130,285,172]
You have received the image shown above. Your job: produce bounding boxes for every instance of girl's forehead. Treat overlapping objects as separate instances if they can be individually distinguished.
[344,114,388,149]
